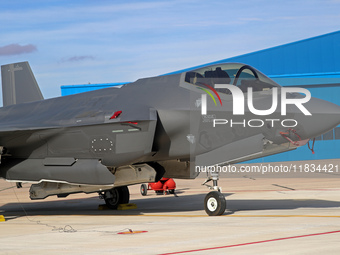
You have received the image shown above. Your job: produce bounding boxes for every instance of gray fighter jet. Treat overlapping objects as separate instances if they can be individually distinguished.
[1,62,340,216]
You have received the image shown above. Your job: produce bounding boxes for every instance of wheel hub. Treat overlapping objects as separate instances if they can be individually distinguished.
[105,190,118,205]
[207,197,218,212]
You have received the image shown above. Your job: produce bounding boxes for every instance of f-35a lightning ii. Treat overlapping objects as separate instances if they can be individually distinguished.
[1,62,340,216]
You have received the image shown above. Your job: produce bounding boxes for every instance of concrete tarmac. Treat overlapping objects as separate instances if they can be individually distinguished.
[1,160,340,254]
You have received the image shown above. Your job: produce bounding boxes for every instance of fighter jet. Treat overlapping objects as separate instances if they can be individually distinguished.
[1,62,340,216]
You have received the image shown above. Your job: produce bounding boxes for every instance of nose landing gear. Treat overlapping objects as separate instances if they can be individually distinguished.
[202,171,226,216]
[204,191,226,216]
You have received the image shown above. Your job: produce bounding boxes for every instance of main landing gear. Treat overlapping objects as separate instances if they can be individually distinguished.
[100,186,130,209]
[202,171,226,216]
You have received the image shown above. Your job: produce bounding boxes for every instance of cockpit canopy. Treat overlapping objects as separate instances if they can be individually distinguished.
[184,63,279,93]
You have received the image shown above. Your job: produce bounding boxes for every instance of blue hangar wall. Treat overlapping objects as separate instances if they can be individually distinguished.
[61,30,340,162]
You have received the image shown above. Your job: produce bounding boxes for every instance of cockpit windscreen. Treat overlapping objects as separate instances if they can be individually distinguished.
[185,63,279,93]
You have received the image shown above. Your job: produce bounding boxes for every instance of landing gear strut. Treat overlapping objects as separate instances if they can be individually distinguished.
[202,171,226,216]
[102,186,130,209]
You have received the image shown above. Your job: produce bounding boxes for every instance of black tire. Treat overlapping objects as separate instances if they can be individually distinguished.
[104,188,120,209]
[140,184,148,196]
[104,186,130,209]
[119,186,130,204]
[168,189,175,194]
[204,191,226,216]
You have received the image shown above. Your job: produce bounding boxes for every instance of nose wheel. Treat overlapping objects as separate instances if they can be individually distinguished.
[202,171,226,216]
[204,191,226,216]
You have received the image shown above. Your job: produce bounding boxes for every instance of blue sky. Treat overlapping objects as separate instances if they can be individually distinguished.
[1,0,340,99]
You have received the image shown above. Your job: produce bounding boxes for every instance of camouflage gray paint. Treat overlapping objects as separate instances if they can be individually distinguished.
[0,62,340,198]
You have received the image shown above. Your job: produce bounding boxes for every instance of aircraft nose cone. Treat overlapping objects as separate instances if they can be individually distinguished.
[295,97,340,139]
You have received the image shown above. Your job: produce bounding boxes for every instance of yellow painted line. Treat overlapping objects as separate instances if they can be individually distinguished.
[223,215,340,218]
[17,214,340,218]
[106,214,340,218]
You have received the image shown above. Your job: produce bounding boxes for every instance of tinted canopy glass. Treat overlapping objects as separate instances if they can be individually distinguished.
[185,63,279,93]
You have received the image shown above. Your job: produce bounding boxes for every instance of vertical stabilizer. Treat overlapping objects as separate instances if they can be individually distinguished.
[1,62,44,106]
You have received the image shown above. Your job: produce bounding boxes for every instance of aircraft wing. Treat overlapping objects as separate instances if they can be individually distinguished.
[0,106,158,185]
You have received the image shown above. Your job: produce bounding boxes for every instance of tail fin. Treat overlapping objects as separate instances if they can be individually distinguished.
[1,61,44,107]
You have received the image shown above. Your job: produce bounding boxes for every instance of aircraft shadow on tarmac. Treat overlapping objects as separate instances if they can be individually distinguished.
[1,192,340,218]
